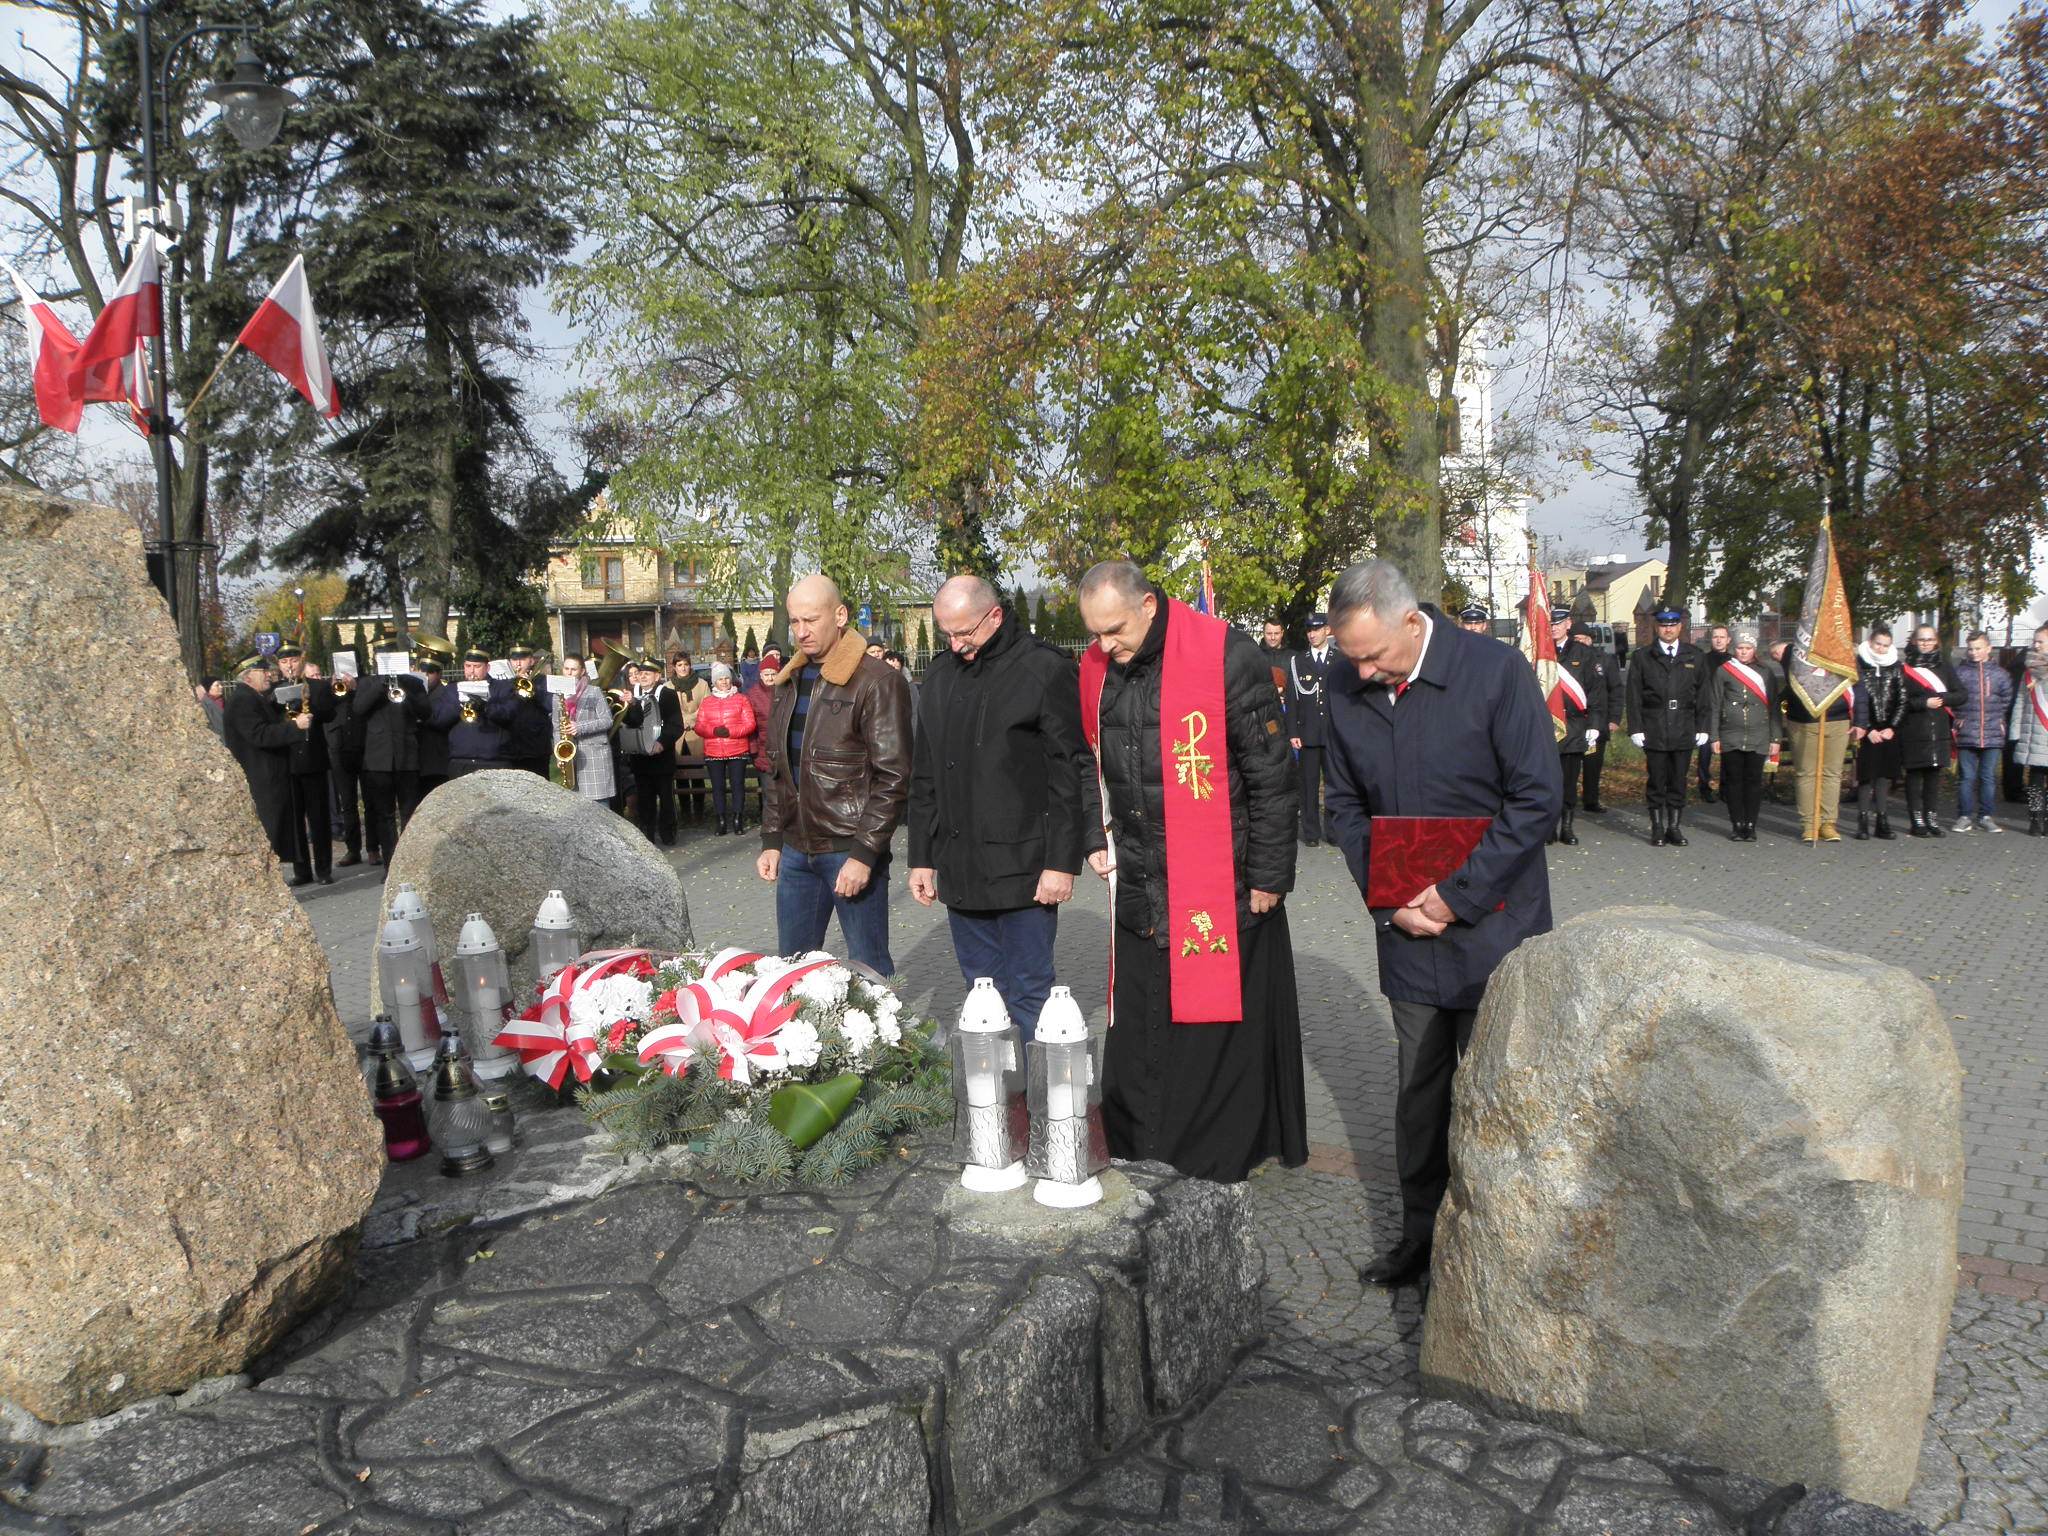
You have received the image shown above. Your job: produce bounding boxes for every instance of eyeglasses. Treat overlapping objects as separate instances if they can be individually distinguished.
[938,607,998,646]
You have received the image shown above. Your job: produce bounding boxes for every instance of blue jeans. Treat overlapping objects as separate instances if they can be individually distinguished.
[1957,746,2000,820]
[775,847,893,974]
[947,904,1059,1040]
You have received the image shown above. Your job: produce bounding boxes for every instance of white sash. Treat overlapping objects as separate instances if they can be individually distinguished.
[1553,666,1588,711]
[1723,658,1770,703]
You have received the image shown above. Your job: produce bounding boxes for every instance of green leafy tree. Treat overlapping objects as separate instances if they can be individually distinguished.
[552,0,1014,603]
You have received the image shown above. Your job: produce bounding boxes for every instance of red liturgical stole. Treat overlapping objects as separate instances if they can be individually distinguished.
[1081,599,1242,1023]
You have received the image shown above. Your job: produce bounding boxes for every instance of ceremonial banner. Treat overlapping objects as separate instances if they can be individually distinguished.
[1787,516,1857,715]
[1516,561,1568,742]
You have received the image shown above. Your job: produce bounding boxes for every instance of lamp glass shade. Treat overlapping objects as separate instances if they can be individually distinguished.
[204,51,291,151]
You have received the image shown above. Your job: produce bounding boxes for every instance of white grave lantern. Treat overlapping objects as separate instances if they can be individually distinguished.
[530,890,582,983]
[1028,986,1108,1208]
[387,883,449,1006]
[452,913,518,1079]
[950,977,1027,1192]
[376,915,442,1069]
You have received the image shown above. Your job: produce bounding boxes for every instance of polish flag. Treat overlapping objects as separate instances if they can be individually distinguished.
[67,230,162,405]
[235,255,339,418]
[5,262,86,431]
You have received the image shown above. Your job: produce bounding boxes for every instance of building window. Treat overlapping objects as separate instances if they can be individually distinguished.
[579,555,624,599]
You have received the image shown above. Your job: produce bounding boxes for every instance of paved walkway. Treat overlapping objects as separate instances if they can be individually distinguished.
[295,793,2048,1532]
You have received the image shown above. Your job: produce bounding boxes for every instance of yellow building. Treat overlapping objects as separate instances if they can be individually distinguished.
[1578,557,1668,627]
[541,497,937,665]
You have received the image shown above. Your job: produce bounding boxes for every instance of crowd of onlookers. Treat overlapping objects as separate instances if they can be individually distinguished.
[195,637,924,875]
[196,598,2047,876]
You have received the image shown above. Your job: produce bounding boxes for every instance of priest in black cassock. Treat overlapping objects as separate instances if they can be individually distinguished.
[1076,559,1308,1183]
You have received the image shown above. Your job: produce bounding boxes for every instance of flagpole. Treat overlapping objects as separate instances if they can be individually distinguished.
[183,342,240,419]
[1811,712,1823,846]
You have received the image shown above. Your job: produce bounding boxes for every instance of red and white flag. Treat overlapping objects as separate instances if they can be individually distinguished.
[235,255,339,418]
[67,231,162,408]
[4,262,86,431]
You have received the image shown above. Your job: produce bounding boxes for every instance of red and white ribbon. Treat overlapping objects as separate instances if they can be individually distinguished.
[494,948,661,1088]
[637,953,849,1082]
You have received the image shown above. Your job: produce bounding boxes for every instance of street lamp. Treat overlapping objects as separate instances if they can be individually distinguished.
[131,7,293,680]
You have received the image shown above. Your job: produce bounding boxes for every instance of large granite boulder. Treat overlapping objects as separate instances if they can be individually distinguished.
[1420,905,1963,1508]
[0,488,382,1424]
[374,771,693,1051]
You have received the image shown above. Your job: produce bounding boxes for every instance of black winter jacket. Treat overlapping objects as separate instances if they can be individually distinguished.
[352,672,430,773]
[907,611,1103,911]
[281,677,337,775]
[1095,594,1297,945]
[1854,651,1907,736]
[1895,645,1963,769]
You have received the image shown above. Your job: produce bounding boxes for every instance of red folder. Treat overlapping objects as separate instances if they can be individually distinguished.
[1366,815,1492,909]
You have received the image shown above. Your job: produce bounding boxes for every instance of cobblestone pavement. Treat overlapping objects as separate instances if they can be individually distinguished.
[3,1149,1262,1535]
[285,792,2048,1530]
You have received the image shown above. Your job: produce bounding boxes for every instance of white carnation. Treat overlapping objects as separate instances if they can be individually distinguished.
[568,974,653,1032]
[793,968,849,1009]
[839,1009,877,1055]
[752,956,793,983]
[778,1018,823,1069]
[876,1014,902,1046]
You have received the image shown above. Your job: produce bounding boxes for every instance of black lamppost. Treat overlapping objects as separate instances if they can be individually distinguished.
[132,7,292,681]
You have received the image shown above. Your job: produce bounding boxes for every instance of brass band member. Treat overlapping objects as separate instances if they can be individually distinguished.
[274,643,339,885]
[502,643,553,776]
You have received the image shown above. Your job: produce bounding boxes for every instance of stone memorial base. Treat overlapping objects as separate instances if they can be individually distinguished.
[1,1133,1263,1534]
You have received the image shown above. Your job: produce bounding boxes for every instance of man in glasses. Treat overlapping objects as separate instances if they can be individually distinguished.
[908,575,1100,1039]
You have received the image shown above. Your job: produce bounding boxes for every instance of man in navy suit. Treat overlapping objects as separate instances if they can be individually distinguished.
[1323,560,1561,1287]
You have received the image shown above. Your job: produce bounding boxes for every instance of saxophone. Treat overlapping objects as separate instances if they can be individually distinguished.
[552,692,579,790]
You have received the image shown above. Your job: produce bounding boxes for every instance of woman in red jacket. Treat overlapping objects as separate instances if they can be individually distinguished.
[697,662,758,834]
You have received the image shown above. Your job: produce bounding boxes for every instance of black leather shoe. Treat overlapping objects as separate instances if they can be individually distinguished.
[286,872,312,887]
[1582,799,1605,814]
[318,872,336,885]
[1360,1239,1433,1287]
[1302,837,1320,848]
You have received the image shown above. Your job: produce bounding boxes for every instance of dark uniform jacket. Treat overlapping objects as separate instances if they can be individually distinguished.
[1323,607,1560,1011]
[352,673,430,772]
[1566,640,1618,736]
[223,681,300,855]
[907,610,1102,912]
[490,680,554,761]
[281,677,337,775]
[431,678,514,763]
[416,681,454,777]
[1627,642,1712,750]
[324,682,365,769]
[1094,595,1296,945]
[1557,644,1609,752]
[761,630,914,865]
[1285,644,1335,747]
[1895,645,1963,770]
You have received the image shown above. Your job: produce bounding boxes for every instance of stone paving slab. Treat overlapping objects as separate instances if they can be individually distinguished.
[1,1146,1269,1535]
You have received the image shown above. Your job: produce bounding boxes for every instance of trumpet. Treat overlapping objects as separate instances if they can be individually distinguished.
[387,681,406,705]
[460,699,478,723]
[331,675,352,697]
[516,675,535,699]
